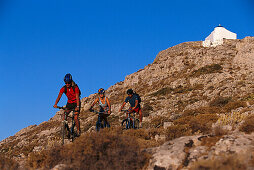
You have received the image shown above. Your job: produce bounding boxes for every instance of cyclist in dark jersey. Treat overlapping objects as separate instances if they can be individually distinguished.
[53,73,81,136]
[119,89,143,127]
[89,88,111,127]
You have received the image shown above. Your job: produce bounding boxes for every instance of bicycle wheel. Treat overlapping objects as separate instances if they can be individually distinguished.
[70,122,76,142]
[134,119,139,129]
[61,122,66,145]
[121,119,130,129]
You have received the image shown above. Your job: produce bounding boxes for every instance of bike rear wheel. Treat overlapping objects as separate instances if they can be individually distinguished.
[134,119,139,129]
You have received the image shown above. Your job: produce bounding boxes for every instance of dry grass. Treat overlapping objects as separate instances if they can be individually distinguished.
[190,154,247,170]
[0,155,19,170]
[149,116,171,128]
[190,64,223,77]
[150,84,204,97]
[217,111,246,128]
[239,115,254,134]
[142,103,154,117]
[173,114,218,135]
[166,124,192,140]
[26,129,151,169]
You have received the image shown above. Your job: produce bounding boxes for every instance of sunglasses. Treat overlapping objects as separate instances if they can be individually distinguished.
[65,82,71,84]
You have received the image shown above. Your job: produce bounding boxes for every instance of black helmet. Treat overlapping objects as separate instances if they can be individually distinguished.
[98,88,105,94]
[64,73,72,83]
[127,89,133,95]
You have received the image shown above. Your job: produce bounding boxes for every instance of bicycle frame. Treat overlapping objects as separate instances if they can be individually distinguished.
[57,106,76,145]
[121,110,139,129]
[90,110,110,131]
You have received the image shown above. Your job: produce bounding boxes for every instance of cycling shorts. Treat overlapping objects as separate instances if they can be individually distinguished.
[129,107,140,113]
[66,102,80,114]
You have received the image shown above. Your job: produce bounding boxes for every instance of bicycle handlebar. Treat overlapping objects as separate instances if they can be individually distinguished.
[90,109,106,114]
[121,109,130,112]
[56,106,76,112]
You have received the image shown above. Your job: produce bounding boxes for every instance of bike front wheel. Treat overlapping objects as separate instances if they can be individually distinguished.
[61,122,66,145]
[121,119,133,129]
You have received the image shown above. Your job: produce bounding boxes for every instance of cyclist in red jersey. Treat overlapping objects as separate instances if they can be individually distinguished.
[53,73,81,136]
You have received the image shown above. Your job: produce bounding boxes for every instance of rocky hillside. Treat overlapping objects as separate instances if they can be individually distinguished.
[1,37,254,170]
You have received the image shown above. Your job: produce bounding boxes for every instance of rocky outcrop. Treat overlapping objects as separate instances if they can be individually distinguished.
[147,132,254,170]
[1,37,254,169]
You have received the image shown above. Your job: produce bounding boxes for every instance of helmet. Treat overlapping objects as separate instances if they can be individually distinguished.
[98,88,105,94]
[127,89,133,95]
[64,73,72,83]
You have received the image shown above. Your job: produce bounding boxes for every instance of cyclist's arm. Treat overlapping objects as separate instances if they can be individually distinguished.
[90,98,99,109]
[119,102,126,112]
[75,92,80,111]
[54,92,63,108]
[106,97,111,114]
[132,99,138,110]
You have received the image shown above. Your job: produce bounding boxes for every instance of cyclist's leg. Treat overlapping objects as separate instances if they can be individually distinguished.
[103,114,110,128]
[74,111,80,135]
[138,108,142,127]
[62,107,71,138]
[66,103,80,135]
[138,108,142,122]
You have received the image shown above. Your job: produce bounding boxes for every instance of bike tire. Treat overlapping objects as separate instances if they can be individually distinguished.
[70,122,76,142]
[134,119,139,129]
[61,122,66,145]
[121,119,129,129]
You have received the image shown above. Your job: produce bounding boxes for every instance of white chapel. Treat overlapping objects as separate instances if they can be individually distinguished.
[202,25,237,47]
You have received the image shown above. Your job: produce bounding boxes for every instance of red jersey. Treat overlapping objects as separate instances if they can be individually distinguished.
[60,86,80,103]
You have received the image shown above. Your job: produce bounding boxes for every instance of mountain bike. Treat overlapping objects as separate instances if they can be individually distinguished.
[57,106,77,145]
[90,109,110,131]
[121,109,139,129]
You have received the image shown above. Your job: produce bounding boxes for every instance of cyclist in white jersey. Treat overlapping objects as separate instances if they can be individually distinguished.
[89,88,111,127]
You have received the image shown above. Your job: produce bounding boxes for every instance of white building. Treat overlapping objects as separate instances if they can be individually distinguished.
[202,25,237,47]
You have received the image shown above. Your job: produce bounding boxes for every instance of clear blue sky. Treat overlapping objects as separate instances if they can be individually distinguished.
[0,0,253,141]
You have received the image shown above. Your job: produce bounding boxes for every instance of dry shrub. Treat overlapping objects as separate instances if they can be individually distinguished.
[142,103,153,117]
[239,115,254,134]
[189,114,218,134]
[150,87,172,97]
[209,97,246,113]
[182,107,221,117]
[166,125,192,140]
[26,130,150,170]
[191,64,223,77]
[122,128,165,149]
[209,97,231,107]
[173,114,218,134]
[0,155,19,170]
[190,154,246,170]
[223,101,246,112]
[217,111,246,127]
[150,116,170,128]
[212,125,229,136]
